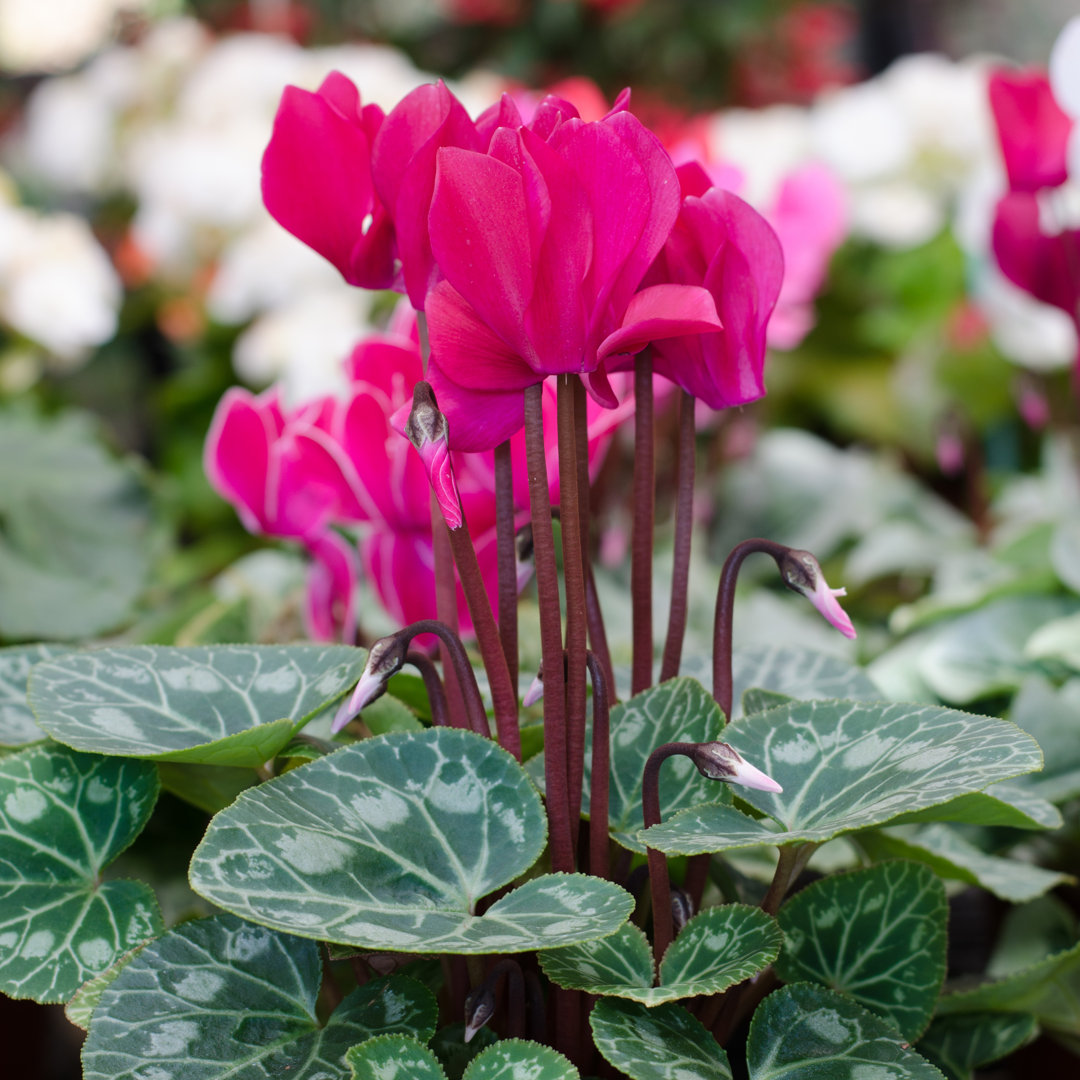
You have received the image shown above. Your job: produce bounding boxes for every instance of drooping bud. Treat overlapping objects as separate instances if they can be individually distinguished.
[671,887,694,934]
[777,548,856,640]
[330,633,409,734]
[463,984,497,1043]
[690,741,783,793]
[404,380,462,529]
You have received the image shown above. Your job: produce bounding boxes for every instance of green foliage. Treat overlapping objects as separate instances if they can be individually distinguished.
[775,862,947,1040]
[0,643,72,746]
[0,744,161,1001]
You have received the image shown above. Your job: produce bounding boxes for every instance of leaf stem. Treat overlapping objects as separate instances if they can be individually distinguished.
[524,383,574,874]
[405,650,448,727]
[632,354,655,695]
[431,503,467,729]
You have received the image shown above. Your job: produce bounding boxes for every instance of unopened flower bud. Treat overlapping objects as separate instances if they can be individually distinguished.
[404,381,462,530]
[331,634,409,734]
[671,887,694,933]
[522,664,544,708]
[690,741,782,793]
[463,985,497,1042]
[778,548,856,640]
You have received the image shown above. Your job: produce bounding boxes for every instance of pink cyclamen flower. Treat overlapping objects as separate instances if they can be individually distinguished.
[261,72,395,290]
[988,69,1073,193]
[425,95,724,450]
[632,160,784,408]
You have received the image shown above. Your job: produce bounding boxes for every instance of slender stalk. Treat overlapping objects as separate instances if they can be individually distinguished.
[761,845,801,915]
[431,504,467,729]
[524,383,574,874]
[585,563,616,701]
[446,521,522,760]
[632,354,656,695]
[494,440,519,692]
[683,853,710,912]
[558,375,588,861]
[405,650,448,727]
[660,390,696,682]
[642,741,700,963]
[712,538,792,718]
[397,620,488,737]
[586,650,611,880]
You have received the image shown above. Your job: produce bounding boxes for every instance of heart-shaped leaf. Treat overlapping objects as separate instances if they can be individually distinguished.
[775,862,947,1041]
[0,644,73,747]
[464,1041,578,1080]
[682,646,880,720]
[540,904,780,1005]
[0,744,161,1002]
[1008,675,1080,803]
[643,700,1043,854]
[747,983,946,1079]
[190,728,632,953]
[856,825,1070,903]
[590,997,732,1080]
[936,938,1080,1042]
[917,1012,1037,1080]
[348,1036,449,1080]
[65,944,147,1031]
[886,783,1060,830]
[29,645,367,767]
[82,912,437,1080]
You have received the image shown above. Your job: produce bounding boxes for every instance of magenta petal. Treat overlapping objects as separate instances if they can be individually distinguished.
[597,283,721,362]
[261,79,387,287]
[204,387,275,534]
[281,425,377,527]
[993,191,1080,314]
[304,530,358,643]
[361,529,438,629]
[989,69,1073,193]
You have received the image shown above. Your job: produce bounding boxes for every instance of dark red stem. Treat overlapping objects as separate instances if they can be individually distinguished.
[524,383,574,874]
[632,354,656,695]
[494,440,519,693]
[405,650,448,727]
[446,520,521,760]
[431,504,467,730]
[587,650,611,880]
[712,538,792,719]
[642,741,700,963]
[558,375,588,862]
[660,390,696,682]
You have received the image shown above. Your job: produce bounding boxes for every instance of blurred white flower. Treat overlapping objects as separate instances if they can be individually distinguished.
[233,289,377,405]
[812,80,912,183]
[708,105,813,207]
[0,0,149,74]
[0,203,121,364]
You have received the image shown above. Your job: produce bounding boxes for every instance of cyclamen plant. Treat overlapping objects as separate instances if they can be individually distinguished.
[0,73,1060,1080]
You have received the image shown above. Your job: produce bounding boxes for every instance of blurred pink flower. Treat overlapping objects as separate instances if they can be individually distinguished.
[988,69,1073,194]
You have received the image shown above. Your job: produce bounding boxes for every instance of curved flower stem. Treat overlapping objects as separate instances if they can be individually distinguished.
[712,538,791,718]
[558,375,588,860]
[445,517,521,760]
[660,390,696,682]
[632,353,655,695]
[587,650,611,880]
[405,650,448,727]
[642,741,700,964]
[431,503,467,730]
[398,620,488,737]
[524,383,573,875]
[494,440,519,693]
[761,845,801,916]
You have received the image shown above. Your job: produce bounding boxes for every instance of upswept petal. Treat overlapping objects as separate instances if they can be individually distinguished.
[429,147,537,358]
[361,528,439,631]
[304,530,359,643]
[261,77,391,288]
[277,423,377,529]
[204,387,276,534]
[597,282,721,364]
[372,82,484,307]
[993,191,1080,314]
[989,70,1073,193]
[424,356,528,452]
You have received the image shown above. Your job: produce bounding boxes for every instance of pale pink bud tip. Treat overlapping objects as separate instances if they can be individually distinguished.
[405,381,462,530]
[811,579,857,640]
[331,636,408,734]
[522,670,544,708]
[690,741,783,793]
[779,548,857,640]
[330,671,383,735]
